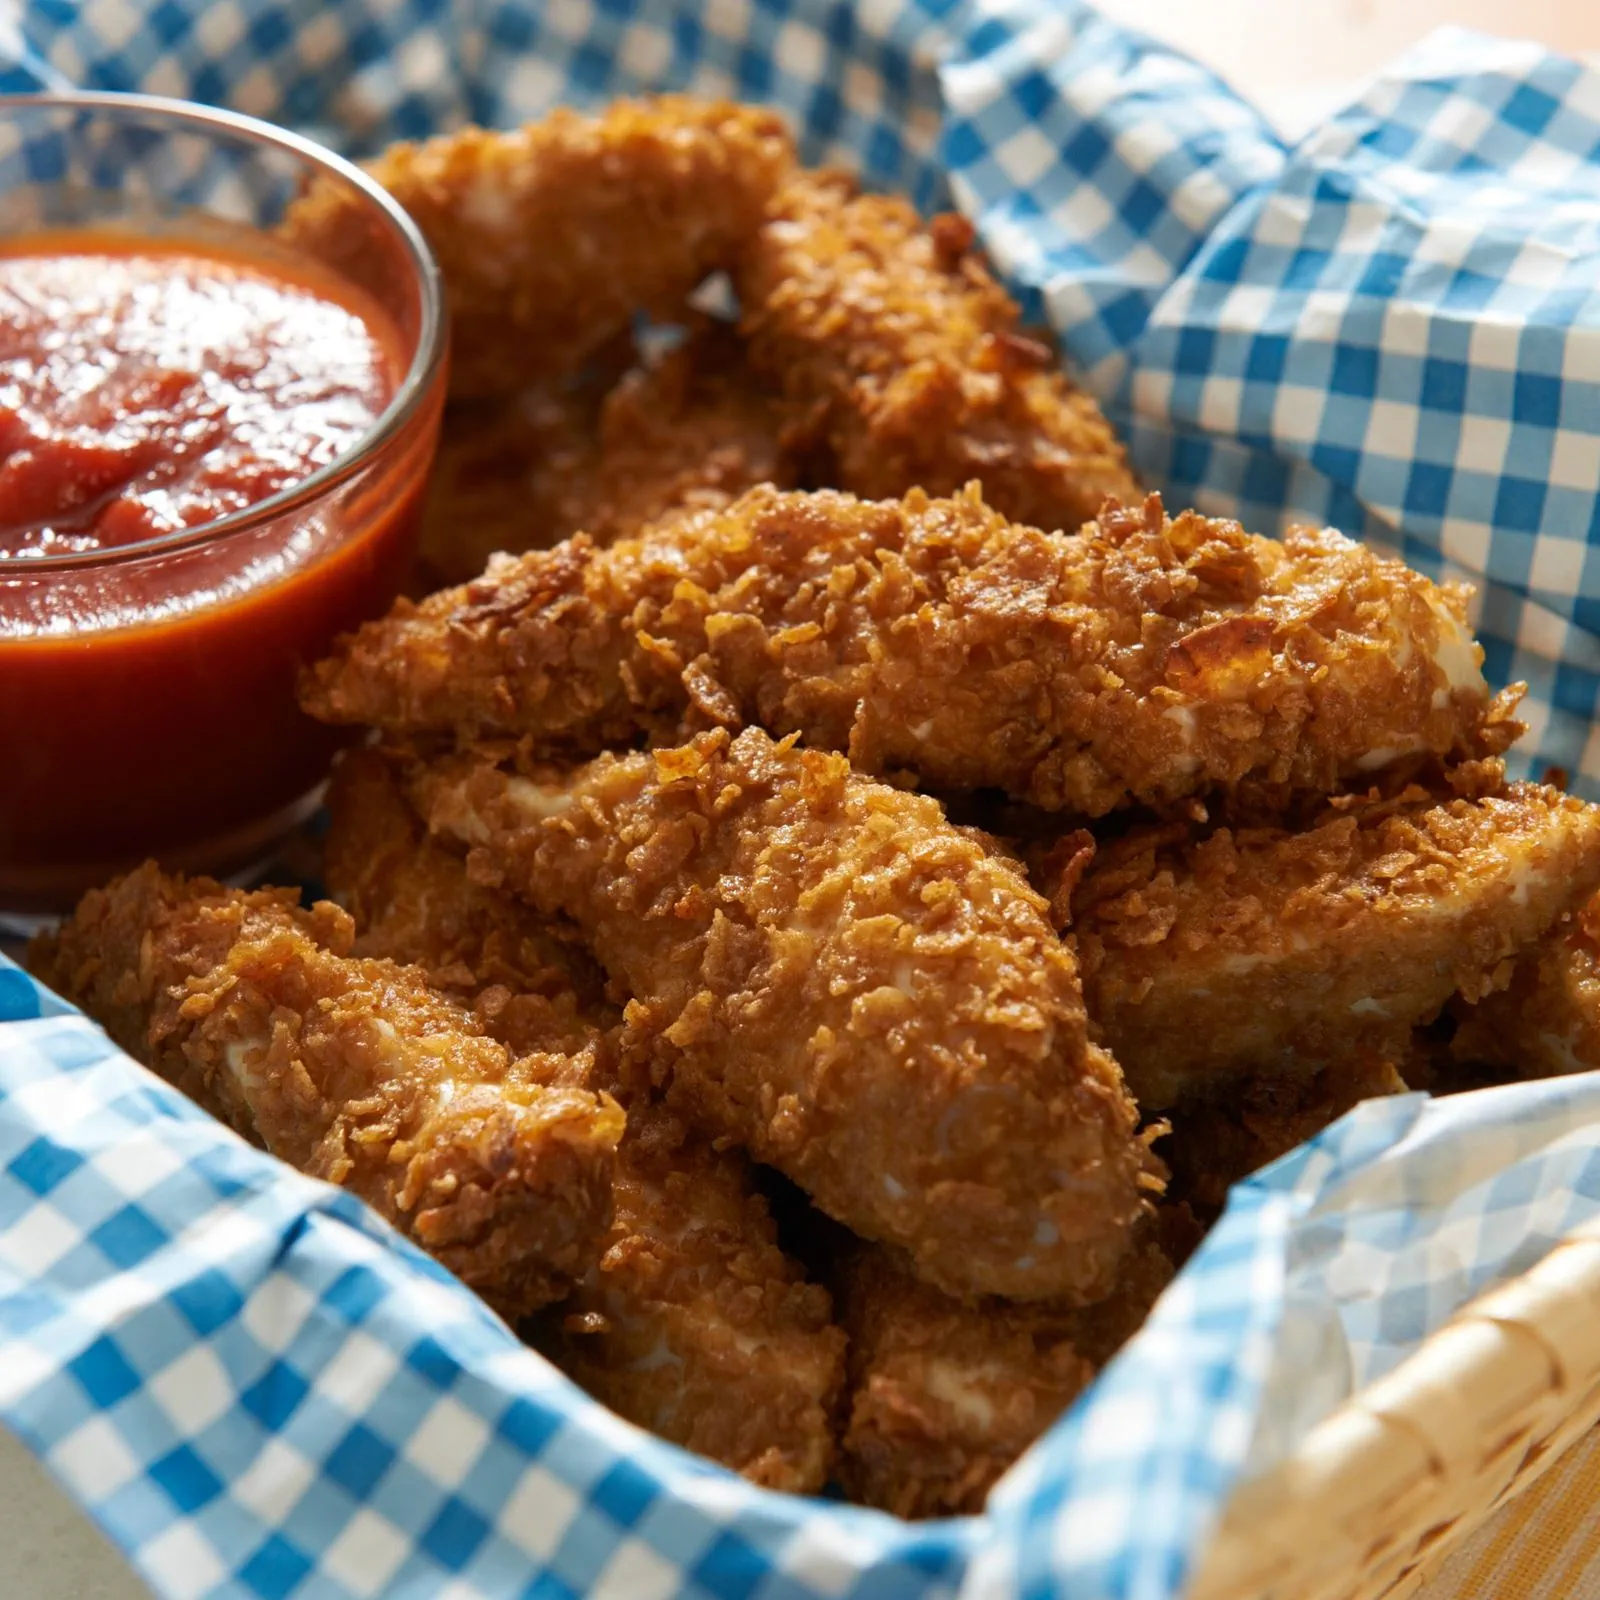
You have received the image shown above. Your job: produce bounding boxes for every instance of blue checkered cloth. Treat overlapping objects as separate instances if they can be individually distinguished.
[11,4,1600,1597]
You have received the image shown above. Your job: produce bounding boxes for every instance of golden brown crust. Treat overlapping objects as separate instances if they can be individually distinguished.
[736,171,1139,531]
[412,726,1154,1303]
[418,324,808,585]
[416,384,608,590]
[321,758,843,1489]
[304,487,1497,819]
[1070,783,1600,1108]
[286,98,796,398]
[835,1248,1092,1518]
[324,745,611,1052]
[836,1227,1178,1517]
[28,864,624,1317]
[536,1102,846,1493]
[46,94,1595,1512]
[1451,892,1600,1079]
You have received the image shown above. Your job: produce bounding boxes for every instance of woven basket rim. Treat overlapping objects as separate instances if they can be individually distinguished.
[1187,1216,1600,1600]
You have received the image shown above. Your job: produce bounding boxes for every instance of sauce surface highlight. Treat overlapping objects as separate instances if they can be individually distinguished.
[0,234,400,556]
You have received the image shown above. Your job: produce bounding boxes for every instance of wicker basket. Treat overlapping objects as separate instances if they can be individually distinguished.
[1188,1217,1600,1600]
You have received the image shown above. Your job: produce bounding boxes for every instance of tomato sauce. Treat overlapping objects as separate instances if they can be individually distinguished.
[0,230,442,908]
[0,242,396,554]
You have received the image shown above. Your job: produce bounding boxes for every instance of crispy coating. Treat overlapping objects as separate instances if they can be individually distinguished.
[29,864,624,1318]
[836,1225,1179,1517]
[1069,784,1600,1109]
[735,170,1139,531]
[1451,892,1600,1080]
[418,384,606,590]
[304,487,1499,819]
[324,745,610,1050]
[536,1101,846,1493]
[419,324,806,585]
[323,755,844,1488]
[411,725,1154,1303]
[286,99,795,398]
[1164,1058,1409,1216]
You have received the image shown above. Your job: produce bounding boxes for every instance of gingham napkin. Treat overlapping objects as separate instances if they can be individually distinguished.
[11,4,1600,1598]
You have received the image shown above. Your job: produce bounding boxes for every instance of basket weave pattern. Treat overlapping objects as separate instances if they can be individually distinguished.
[1191,1223,1600,1600]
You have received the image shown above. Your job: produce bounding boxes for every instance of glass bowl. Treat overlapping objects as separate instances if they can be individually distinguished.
[0,91,446,914]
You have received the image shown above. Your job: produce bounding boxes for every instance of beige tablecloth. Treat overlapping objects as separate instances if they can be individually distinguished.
[1098,0,1600,140]
[1412,1426,1600,1600]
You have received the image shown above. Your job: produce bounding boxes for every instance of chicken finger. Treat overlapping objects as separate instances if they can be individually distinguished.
[285,99,795,398]
[303,488,1500,818]
[736,170,1139,531]
[410,725,1154,1303]
[1451,891,1600,1080]
[417,384,606,591]
[30,864,624,1318]
[1068,783,1600,1108]
[419,323,806,585]
[324,745,611,1052]
[836,1224,1181,1517]
[324,753,845,1490]
[535,1102,845,1493]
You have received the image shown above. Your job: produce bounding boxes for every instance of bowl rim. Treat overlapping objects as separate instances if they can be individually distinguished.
[0,88,446,572]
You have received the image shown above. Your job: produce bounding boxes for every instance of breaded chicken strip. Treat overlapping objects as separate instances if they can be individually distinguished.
[325,746,610,1049]
[1068,784,1600,1109]
[1164,1059,1409,1216]
[536,1102,845,1493]
[29,865,624,1318]
[323,753,845,1489]
[836,1223,1182,1517]
[411,726,1155,1303]
[419,324,806,585]
[1451,891,1600,1080]
[418,385,606,591]
[304,488,1500,818]
[285,99,794,398]
[735,171,1138,531]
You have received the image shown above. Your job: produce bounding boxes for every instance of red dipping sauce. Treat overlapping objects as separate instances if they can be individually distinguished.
[1,242,397,555]
[0,227,444,909]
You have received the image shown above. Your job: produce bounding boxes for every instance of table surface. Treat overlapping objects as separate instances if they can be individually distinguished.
[6,5,1600,1598]
[1104,0,1600,134]
[0,1426,150,1599]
